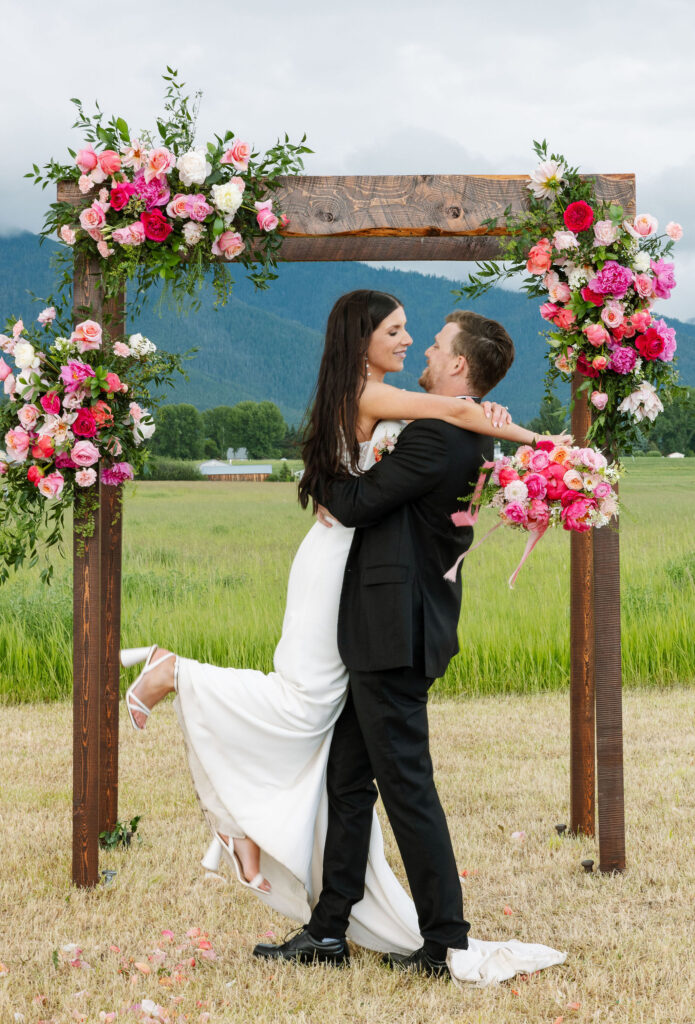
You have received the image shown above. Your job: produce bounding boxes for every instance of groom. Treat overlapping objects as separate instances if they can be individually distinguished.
[254,310,515,975]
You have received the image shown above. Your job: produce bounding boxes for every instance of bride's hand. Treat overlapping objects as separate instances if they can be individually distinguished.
[481,401,512,429]
[316,504,338,528]
[541,432,574,446]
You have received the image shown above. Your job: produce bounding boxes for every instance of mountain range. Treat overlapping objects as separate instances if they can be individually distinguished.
[1,232,692,426]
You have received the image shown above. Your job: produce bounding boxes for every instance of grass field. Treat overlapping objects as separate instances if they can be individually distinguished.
[2,689,694,1023]
[0,459,693,703]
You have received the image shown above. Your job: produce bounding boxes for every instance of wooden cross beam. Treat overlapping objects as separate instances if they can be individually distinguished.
[60,171,634,886]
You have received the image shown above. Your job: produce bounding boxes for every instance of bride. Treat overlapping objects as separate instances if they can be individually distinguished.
[122,290,568,985]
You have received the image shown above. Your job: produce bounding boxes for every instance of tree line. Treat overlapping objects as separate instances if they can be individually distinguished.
[150,402,303,461]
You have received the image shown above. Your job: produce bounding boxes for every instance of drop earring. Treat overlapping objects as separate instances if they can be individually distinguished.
[365,358,371,378]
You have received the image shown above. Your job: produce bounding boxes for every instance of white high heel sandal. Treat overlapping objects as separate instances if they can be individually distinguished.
[213,834,270,893]
[121,645,175,731]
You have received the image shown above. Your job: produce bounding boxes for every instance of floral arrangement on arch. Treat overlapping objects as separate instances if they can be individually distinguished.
[29,69,311,311]
[446,438,622,588]
[0,309,183,583]
[457,140,683,452]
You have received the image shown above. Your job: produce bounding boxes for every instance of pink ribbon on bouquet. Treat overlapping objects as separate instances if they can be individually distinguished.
[506,522,548,589]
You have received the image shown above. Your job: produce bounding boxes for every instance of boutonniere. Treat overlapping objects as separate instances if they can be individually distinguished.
[373,432,399,462]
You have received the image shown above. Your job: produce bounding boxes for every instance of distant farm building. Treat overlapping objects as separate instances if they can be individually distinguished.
[200,460,273,481]
[667,452,685,459]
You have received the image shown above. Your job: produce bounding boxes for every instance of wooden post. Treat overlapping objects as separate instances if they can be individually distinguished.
[594,494,626,872]
[569,375,595,836]
[72,254,103,886]
[98,292,126,836]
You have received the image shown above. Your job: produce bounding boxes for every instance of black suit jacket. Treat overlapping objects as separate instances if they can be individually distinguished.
[315,419,485,679]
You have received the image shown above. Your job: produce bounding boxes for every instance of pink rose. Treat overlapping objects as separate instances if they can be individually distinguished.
[37,307,56,325]
[503,502,528,525]
[17,404,40,430]
[97,240,113,259]
[563,468,585,491]
[633,273,653,299]
[600,300,624,329]
[593,481,611,500]
[553,308,576,330]
[527,498,550,527]
[5,427,31,461]
[70,440,100,467]
[591,391,608,411]
[75,467,98,487]
[540,301,560,322]
[0,357,11,381]
[98,149,121,176]
[78,201,107,233]
[166,193,191,219]
[40,391,61,415]
[528,450,550,472]
[110,182,137,211]
[524,473,547,499]
[255,199,279,233]
[221,140,251,171]
[105,371,127,393]
[112,221,146,247]
[584,322,609,347]
[592,355,608,372]
[72,319,103,353]
[211,230,245,260]
[60,224,76,245]
[76,146,98,173]
[38,471,65,499]
[186,194,214,222]
[129,401,143,422]
[72,407,97,438]
[498,466,520,487]
[113,341,131,357]
[630,310,652,333]
[526,238,553,275]
[665,221,683,241]
[593,219,619,246]
[633,213,658,237]
[144,147,176,183]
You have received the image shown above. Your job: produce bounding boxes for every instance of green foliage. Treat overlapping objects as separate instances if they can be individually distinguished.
[139,457,202,480]
[99,815,142,850]
[642,386,695,455]
[150,403,205,460]
[202,401,287,459]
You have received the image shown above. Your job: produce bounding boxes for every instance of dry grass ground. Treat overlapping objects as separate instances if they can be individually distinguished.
[1,689,694,1024]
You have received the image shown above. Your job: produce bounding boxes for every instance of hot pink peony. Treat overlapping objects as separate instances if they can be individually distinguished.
[589,261,633,299]
[608,345,637,375]
[186,194,214,222]
[133,170,170,211]
[60,359,96,393]
[101,461,134,485]
[503,502,528,525]
[650,258,676,299]
[561,496,596,532]
[524,473,547,499]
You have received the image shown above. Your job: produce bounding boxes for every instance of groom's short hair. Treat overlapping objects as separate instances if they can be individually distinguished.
[445,310,515,396]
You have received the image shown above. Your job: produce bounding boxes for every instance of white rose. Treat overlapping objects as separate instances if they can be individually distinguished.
[133,414,156,445]
[183,221,205,246]
[128,333,156,357]
[211,180,244,217]
[13,342,37,370]
[632,250,650,273]
[176,148,212,187]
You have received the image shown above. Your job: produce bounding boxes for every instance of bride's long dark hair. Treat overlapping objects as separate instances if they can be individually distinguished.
[298,289,402,511]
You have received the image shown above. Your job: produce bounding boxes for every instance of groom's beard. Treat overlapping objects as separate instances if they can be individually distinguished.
[418,366,432,392]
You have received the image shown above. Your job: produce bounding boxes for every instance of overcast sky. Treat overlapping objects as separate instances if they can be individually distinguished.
[2,0,694,319]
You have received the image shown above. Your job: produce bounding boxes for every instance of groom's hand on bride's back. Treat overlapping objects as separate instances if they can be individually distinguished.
[316,503,340,528]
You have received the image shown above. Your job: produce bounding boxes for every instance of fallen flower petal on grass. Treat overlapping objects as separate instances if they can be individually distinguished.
[567,1002,582,1011]
[511,831,526,841]
[0,963,8,976]
[503,905,513,915]
[134,961,151,974]
[109,945,120,953]
[160,930,175,943]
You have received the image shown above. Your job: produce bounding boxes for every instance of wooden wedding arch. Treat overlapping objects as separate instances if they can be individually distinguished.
[59,172,634,887]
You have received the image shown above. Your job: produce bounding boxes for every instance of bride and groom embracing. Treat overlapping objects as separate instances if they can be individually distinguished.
[122,291,568,986]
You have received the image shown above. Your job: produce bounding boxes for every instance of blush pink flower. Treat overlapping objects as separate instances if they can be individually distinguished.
[591,391,608,410]
[563,468,585,490]
[38,471,64,499]
[71,320,103,353]
[650,258,676,299]
[129,401,143,422]
[665,221,683,241]
[633,213,658,237]
[70,440,100,466]
[113,341,132,357]
[17,404,40,430]
[60,224,77,245]
[584,322,609,347]
[633,273,653,299]
[220,140,251,171]
[5,427,31,462]
[630,310,652,333]
[112,221,146,246]
[144,147,176,183]
[528,450,550,472]
[186,194,214,221]
[76,146,98,173]
[78,201,108,233]
[0,357,11,381]
[526,238,553,275]
[105,371,127,393]
[166,193,190,219]
[75,467,98,487]
[593,481,612,500]
[212,230,245,260]
[552,229,579,251]
[37,306,56,325]
[78,174,94,194]
[600,300,624,329]
[593,219,619,246]
[255,199,279,232]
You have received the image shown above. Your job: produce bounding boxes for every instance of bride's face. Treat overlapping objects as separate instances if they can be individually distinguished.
[366,307,412,380]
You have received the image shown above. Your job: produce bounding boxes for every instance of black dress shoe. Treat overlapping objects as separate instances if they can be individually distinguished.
[381,946,450,978]
[253,926,350,966]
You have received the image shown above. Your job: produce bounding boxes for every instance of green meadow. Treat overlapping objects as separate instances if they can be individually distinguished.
[1,459,693,703]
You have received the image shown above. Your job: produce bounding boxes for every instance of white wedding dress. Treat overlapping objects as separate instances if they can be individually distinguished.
[173,420,566,986]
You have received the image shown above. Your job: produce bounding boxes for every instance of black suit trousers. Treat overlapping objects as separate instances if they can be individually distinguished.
[308,659,470,951]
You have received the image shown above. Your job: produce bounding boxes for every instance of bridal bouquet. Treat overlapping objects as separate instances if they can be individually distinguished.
[28,69,311,310]
[457,140,683,452]
[446,439,621,587]
[0,309,182,582]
